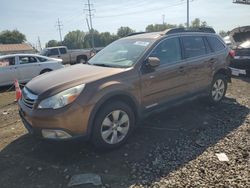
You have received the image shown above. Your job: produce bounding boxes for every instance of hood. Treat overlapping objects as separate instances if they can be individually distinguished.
[26,64,125,95]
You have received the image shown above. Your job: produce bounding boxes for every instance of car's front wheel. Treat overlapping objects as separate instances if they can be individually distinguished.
[208,74,227,104]
[91,101,135,149]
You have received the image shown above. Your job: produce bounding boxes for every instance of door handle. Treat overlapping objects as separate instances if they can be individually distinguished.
[178,66,185,73]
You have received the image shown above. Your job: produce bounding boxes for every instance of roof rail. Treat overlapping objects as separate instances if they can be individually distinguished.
[164,27,216,35]
[126,32,147,37]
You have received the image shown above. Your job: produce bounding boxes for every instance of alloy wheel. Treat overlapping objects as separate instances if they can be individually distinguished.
[212,79,225,101]
[101,110,130,144]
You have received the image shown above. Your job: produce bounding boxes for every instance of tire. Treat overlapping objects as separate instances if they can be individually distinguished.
[40,69,52,74]
[91,100,135,149]
[77,56,87,64]
[208,74,227,104]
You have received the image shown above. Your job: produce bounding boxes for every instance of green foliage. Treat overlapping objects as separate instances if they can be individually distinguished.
[63,30,85,49]
[117,26,135,38]
[145,23,176,32]
[190,18,208,28]
[0,30,26,44]
[46,40,60,47]
[45,18,211,49]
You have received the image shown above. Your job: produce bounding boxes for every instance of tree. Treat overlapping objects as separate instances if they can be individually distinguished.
[0,30,26,44]
[190,18,208,28]
[117,27,135,38]
[63,30,85,49]
[145,23,176,32]
[99,32,118,46]
[46,40,60,47]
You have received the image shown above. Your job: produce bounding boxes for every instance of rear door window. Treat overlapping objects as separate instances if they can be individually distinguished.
[150,37,182,65]
[182,36,206,58]
[207,36,225,52]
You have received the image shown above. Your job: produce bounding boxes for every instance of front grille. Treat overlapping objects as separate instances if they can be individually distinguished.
[22,87,38,109]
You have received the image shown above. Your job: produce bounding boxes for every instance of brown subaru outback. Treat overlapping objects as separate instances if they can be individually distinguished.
[19,28,232,149]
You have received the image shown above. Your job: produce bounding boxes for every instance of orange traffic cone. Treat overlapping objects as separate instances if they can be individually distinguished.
[14,79,22,101]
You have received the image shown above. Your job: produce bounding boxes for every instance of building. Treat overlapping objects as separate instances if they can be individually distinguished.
[0,43,36,55]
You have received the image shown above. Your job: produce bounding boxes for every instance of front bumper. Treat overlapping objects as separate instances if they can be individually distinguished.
[18,100,90,140]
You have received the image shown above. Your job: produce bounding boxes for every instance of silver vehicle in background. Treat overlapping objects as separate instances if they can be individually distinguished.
[40,46,92,65]
[0,54,64,86]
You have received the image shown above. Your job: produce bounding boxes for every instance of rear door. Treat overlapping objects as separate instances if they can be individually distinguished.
[0,56,18,86]
[17,56,41,82]
[181,35,214,92]
[140,37,189,109]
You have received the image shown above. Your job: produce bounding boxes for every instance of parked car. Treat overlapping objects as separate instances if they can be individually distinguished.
[0,54,63,87]
[19,28,231,149]
[225,26,250,76]
[40,46,91,65]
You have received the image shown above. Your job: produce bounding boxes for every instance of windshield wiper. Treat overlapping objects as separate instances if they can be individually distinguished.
[92,63,112,67]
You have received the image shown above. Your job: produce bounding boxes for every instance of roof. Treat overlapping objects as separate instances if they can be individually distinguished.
[0,53,47,59]
[0,43,34,53]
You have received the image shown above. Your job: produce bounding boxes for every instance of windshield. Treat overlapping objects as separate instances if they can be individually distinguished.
[40,49,48,56]
[88,38,153,68]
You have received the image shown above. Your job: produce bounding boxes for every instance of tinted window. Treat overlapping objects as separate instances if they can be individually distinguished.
[49,49,59,56]
[0,57,15,67]
[207,36,225,52]
[19,56,38,64]
[59,48,67,54]
[182,36,206,58]
[150,37,182,65]
[37,57,48,62]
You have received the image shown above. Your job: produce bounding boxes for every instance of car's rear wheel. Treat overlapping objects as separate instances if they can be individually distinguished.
[91,101,135,149]
[208,74,227,104]
[77,56,87,64]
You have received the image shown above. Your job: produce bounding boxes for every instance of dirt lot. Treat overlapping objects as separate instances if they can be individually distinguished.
[0,78,249,188]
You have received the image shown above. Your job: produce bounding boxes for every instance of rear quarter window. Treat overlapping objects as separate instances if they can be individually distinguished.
[182,36,206,58]
[207,36,225,52]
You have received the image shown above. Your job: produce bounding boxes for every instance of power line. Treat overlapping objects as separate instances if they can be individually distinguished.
[94,1,189,19]
[84,0,95,49]
[55,18,63,42]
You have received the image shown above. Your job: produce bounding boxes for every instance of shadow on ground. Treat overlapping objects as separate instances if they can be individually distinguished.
[0,97,249,188]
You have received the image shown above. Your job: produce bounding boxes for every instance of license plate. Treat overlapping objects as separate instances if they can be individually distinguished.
[230,68,246,76]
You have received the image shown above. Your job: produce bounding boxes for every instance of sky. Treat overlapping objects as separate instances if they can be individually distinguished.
[1,0,250,47]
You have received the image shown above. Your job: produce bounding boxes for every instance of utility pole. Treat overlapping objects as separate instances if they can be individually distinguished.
[37,36,42,51]
[162,14,165,25]
[56,18,63,43]
[85,0,95,49]
[187,0,189,28]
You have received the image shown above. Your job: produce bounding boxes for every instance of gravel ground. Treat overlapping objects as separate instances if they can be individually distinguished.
[0,77,249,188]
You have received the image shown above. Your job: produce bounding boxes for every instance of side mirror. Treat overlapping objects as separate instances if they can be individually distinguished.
[147,57,160,68]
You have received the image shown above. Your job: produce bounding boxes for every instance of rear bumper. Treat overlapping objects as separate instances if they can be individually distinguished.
[230,58,250,76]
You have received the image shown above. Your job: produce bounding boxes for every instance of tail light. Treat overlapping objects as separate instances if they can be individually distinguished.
[229,50,235,58]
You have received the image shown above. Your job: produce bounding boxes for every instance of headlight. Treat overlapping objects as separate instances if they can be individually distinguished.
[38,84,85,109]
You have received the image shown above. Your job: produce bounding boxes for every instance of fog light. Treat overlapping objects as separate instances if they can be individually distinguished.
[41,129,72,139]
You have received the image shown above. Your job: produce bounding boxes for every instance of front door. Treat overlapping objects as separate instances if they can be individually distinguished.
[140,37,189,109]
